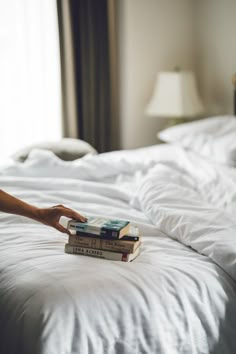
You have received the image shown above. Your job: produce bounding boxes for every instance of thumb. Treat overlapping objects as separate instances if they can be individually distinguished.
[55,223,71,236]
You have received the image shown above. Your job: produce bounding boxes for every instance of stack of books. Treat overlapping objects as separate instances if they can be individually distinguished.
[64,217,141,262]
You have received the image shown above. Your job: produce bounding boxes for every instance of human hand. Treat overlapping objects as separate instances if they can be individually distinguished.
[35,204,87,235]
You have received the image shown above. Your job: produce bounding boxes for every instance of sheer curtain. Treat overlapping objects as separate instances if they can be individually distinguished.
[0,0,62,159]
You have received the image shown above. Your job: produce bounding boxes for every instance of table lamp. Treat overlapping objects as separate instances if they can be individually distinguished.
[146,69,204,125]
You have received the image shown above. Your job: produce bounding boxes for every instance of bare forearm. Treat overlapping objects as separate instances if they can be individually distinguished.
[0,189,87,235]
[0,189,39,221]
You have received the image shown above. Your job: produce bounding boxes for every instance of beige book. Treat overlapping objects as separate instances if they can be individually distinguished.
[68,234,140,253]
[64,244,141,262]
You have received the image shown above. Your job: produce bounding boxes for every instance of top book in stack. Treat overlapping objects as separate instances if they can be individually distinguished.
[67,217,130,239]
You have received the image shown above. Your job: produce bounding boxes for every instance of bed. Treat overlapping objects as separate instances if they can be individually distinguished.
[0,116,236,354]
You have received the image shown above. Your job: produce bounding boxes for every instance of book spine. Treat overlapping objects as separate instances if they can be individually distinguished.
[68,235,101,249]
[69,226,120,238]
[65,244,129,261]
[67,218,130,239]
[71,231,140,242]
[68,223,101,235]
[68,235,138,253]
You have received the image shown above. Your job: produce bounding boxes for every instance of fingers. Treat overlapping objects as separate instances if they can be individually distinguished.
[69,210,87,222]
[58,207,87,222]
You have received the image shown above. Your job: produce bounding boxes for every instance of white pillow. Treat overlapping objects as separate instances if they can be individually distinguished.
[12,138,97,162]
[158,116,236,166]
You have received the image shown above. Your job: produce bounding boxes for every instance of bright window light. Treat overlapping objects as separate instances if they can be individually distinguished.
[0,0,62,159]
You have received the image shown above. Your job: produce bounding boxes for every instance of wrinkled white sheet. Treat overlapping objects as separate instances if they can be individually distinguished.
[0,144,236,354]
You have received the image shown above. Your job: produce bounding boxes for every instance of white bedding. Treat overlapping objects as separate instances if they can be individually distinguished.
[0,144,236,354]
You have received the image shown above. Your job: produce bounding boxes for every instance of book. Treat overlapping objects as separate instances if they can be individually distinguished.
[67,217,130,239]
[72,232,141,242]
[68,234,140,253]
[64,244,140,262]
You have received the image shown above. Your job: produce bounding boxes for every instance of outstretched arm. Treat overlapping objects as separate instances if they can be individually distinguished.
[0,189,86,235]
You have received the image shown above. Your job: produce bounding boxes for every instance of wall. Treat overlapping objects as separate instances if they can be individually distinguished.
[117,0,236,149]
[194,0,236,115]
[118,0,195,149]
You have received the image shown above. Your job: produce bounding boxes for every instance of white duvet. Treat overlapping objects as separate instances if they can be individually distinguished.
[0,144,236,354]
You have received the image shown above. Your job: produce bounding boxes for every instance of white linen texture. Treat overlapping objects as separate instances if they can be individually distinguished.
[0,144,236,354]
[158,115,236,166]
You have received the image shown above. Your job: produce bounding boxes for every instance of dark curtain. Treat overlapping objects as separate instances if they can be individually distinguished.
[57,0,119,153]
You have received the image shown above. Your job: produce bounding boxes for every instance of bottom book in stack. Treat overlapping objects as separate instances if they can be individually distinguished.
[64,226,141,262]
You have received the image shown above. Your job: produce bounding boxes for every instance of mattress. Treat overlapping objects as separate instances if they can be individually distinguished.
[0,144,236,354]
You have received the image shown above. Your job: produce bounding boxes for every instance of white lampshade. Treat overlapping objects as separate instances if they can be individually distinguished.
[146,71,204,118]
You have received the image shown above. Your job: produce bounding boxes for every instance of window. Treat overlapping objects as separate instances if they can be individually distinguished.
[0,0,62,159]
